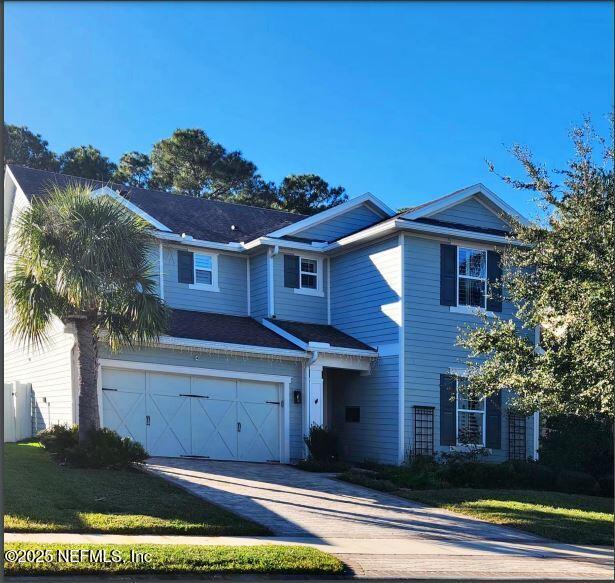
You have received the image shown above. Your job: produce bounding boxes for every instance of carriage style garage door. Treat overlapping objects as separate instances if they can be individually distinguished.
[101,366,282,462]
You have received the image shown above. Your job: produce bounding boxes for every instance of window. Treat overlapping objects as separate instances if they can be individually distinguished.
[299,257,318,290]
[192,253,218,290]
[458,248,487,308]
[413,406,434,456]
[456,378,485,446]
[345,406,360,423]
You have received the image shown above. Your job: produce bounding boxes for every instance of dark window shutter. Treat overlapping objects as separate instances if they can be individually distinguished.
[486,250,503,312]
[440,374,457,446]
[440,244,457,306]
[177,250,194,284]
[485,391,502,449]
[283,254,299,288]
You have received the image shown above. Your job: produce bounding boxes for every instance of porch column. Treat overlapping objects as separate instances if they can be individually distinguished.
[305,361,324,431]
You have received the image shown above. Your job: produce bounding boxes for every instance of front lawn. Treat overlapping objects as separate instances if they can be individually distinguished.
[4,442,267,535]
[4,543,344,576]
[400,489,614,545]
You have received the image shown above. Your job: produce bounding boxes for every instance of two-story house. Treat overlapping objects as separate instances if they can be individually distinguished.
[4,164,539,464]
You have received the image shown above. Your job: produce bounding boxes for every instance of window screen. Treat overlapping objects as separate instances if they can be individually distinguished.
[508,412,527,460]
[413,406,434,456]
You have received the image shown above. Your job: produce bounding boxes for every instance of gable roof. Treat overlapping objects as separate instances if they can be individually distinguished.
[264,192,395,239]
[400,183,529,226]
[7,164,307,244]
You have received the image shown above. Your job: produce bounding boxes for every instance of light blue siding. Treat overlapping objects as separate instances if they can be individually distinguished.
[329,236,402,464]
[403,234,525,461]
[273,253,328,324]
[430,197,511,231]
[249,253,268,318]
[328,358,400,465]
[163,245,248,316]
[296,204,384,242]
[99,345,306,461]
[331,236,401,346]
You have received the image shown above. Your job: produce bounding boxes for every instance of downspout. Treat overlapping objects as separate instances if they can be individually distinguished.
[267,244,279,318]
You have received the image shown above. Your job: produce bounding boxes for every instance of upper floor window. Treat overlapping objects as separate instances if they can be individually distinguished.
[458,247,486,308]
[177,249,219,291]
[300,257,318,290]
[194,253,214,285]
[456,378,485,446]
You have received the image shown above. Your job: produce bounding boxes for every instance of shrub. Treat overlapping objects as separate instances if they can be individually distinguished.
[501,460,558,491]
[539,415,613,479]
[598,476,614,498]
[304,425,338,462]
[38,424,78,455]
[65,428,148,470]
[555,470,600,496]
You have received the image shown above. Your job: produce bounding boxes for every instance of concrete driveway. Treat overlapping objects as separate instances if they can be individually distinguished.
[145,457,613,579]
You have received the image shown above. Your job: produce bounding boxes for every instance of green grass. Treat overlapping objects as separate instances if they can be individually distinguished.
[398,488,614,545]
[4,442,267,535]
[4,543,345,576]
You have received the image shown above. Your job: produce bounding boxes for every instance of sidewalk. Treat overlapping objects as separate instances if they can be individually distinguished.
[6,532,614,580]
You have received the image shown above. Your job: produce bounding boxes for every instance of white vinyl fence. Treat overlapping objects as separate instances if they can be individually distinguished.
[4,382,32,442]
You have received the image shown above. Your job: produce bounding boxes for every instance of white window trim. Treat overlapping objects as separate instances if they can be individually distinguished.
[454,246,487,310]
[189,251,220,292]
[455,378,486,447]
[294,256,324,297]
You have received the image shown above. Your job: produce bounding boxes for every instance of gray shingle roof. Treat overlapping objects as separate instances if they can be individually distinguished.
[7,164,307,244]
[169,309,301,351]
[266,318,376,352]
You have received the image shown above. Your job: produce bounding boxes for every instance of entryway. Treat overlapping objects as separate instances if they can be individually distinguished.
[100,364,285,462]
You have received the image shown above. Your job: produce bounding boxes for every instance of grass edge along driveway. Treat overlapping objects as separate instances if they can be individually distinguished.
[4,441,267,536]
[341,469,613,546]
[4,543,345,576]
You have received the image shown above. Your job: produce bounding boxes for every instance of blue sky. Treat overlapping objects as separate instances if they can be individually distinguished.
[5,2,613,217]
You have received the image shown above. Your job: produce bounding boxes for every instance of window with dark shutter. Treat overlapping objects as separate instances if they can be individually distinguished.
[283,254,300,288]
[440,244,457,306]
[439,374,456,446]
[177,250,194,284]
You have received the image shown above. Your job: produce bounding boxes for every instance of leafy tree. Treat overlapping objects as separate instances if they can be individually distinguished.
[4,124,59,170]
[150,128,257,199]
[5,184,169,442]
[234,175,280,209]
[459,117,614,419]
[113,151,152,188]
[58,145,117,181]
[277,174,348,215]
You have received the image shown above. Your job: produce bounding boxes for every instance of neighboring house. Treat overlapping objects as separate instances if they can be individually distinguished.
[3,164,539,464]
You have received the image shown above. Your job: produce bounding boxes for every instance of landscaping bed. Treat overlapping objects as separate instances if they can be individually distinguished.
[4,442,267,535]
[4,543,345,576]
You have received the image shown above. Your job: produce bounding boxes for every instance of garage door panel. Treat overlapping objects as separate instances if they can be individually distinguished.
[102,368,145,393]
[238,401,280,462]
[102,390,146,445]
[191,377,236,400]
[149,372,190,396]
[147,394,191,456]
[237,380,278,403]
[191,398,237,459]
[101,366,282,462]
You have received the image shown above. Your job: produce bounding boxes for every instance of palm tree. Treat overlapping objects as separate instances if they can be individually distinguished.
[6,183,169,443]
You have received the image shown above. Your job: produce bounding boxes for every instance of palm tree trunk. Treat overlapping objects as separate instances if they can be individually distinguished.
[75,318,100,443]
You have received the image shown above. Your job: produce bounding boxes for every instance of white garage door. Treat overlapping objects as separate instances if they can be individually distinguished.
[101,367,281,462]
